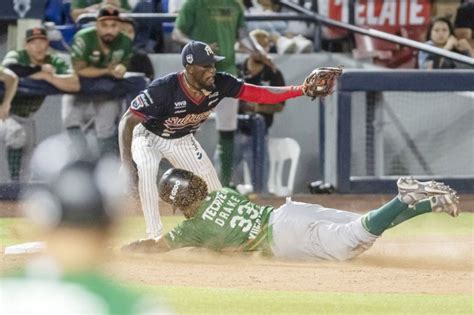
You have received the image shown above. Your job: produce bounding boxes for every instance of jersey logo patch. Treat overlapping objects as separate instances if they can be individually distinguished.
[174,100,187,109]
[131,94,151,110]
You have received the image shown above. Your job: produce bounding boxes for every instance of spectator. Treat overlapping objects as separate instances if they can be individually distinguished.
[234,29,285,192]
[454,0,474,50]
[171,0,247,188]
[418,16,473,69]
[0,135,168,315]
[2,27,80,182]
[121,17,155,80]
[71,0,131,22]
[62,6,133,156]
[131,0,165,53]
[246,0,313,54]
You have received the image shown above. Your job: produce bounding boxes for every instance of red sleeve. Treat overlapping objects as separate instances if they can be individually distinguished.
[237,83,303,104]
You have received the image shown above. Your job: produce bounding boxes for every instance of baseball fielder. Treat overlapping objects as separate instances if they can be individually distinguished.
[124,168,460,261]
[118,40,342,240]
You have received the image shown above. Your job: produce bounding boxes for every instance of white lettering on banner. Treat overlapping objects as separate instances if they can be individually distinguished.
[379,2,396,26]
[409,1,424,25]
[366,1,377,25]
[355,0,429,26]
[399,0,407,25]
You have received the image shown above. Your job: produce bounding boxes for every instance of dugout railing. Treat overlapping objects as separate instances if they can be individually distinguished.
[325,69,474,194]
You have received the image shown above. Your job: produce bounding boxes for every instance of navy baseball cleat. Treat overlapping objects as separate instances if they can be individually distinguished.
[397,177,450,206]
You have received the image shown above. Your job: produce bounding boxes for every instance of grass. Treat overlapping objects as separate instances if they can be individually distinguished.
[138,286,473,314]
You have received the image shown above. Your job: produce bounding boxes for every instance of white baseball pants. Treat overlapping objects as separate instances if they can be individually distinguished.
[269,198,378,261]
[132,124,222,239]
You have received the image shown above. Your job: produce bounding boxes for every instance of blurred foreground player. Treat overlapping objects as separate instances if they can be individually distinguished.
[124,169,460,261]
[0,136,168,315]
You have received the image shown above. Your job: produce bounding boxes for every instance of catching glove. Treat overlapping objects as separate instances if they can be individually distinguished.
[302,65,343,100]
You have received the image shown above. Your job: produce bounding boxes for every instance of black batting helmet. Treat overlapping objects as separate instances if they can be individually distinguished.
[158,168,208,218]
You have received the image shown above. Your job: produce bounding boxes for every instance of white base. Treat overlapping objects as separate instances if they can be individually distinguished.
[4,241,46,255]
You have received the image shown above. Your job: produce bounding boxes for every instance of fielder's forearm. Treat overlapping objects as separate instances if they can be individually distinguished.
[237,83,303,104]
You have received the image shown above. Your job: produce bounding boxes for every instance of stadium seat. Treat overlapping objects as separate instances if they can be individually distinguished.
[267,137,300,197]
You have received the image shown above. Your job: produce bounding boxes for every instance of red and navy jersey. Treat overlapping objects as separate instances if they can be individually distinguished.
[130,71,244,138]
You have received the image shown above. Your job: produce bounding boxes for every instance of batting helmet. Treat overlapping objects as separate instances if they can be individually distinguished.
[158,168,208,218]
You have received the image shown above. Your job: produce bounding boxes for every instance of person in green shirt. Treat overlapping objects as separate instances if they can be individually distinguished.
[2,26,80,181]
[71,0,131,22]
[172,0,248,187]
[1,135,168,315]
[124,168,460,261]
[63,6,133,155]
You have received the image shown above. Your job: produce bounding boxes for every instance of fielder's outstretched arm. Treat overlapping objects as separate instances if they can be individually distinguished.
[237,83,303,104]
[237,66,343,104]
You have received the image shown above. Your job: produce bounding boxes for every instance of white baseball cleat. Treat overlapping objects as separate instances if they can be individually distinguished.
[397,176,451,206]
[429,191,460,217]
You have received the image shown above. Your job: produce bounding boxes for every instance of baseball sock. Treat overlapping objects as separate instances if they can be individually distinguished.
[361,197,409,235]
[217,131,234,187]
[388,199,432,228]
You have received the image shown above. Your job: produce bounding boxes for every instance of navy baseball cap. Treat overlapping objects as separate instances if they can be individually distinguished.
[181,41,225,66]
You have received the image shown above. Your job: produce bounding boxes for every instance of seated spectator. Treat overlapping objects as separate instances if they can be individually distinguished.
[246,0,313,54]
[120,17,155,80]
[234,29,286,192]
[62,7,132,156]
[2,27,80,182]
[454,0,474,51]
[71,0,131,22]
[418,17,473,69]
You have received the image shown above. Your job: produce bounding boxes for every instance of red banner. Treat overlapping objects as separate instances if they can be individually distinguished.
[319,0,431,37]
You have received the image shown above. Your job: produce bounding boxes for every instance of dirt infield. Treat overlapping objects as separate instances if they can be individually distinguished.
[1,194,473,295]
[2,237,471,295]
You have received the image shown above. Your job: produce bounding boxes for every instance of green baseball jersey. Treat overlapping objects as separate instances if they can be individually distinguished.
[72,0,131,10]
[71,26,132,68]
[175,0,245,74]
[1,270,161,314]
[2,49,69,74]
[2,50,70,117]
[165,188,275,252]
